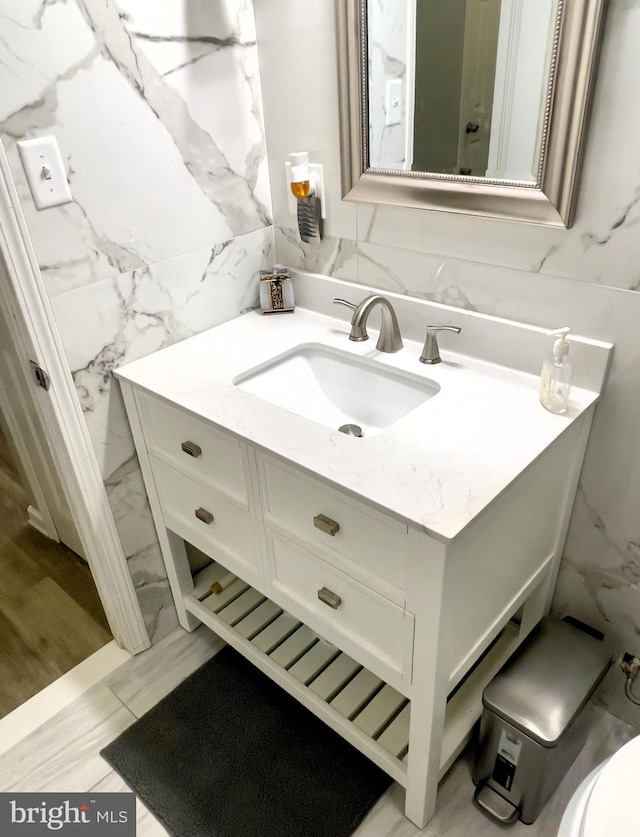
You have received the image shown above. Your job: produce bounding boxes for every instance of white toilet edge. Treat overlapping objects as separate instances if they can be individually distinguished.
[558,734,640,836]
[557,760,606,836]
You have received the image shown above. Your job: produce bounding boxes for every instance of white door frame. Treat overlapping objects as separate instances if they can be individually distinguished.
[0,341,61,543]
[0,278,87,557]
[0,142,149,656]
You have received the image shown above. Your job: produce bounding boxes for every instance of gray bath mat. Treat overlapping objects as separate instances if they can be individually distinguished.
[101,645,392,837]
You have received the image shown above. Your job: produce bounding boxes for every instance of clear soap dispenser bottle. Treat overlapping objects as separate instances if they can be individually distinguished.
[539,327,573,414]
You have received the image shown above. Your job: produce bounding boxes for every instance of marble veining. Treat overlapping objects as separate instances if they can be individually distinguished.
[42,227,272,640]
[1,0,272,292]
[1,0,276,640]
[53,229,273,480]
[77,0,269,230]
[104,455,177,640]
[3,0,270,293]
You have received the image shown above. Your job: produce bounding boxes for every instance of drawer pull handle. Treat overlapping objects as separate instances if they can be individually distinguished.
[181,440,202,458]
[313,514,340,536]
[318,587,342,609]
[195,507,214,525]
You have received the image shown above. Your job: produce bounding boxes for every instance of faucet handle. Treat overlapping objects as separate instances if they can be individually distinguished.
[332,297,368,341]
[420,325,461,364]
[333,298,358,310]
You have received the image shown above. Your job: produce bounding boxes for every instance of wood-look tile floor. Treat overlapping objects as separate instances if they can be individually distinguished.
[0,625,636,837]
[0,426,111,719]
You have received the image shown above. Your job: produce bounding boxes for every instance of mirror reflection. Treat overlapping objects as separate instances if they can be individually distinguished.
[367,0,559,182]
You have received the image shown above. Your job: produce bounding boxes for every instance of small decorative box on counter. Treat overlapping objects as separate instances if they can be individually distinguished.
[259,268,295,314]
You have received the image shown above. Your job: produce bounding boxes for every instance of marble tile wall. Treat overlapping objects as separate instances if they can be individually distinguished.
[0,0,274,641]
[254,0,640,725]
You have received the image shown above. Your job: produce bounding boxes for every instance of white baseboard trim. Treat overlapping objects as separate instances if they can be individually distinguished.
[0,640,131,758]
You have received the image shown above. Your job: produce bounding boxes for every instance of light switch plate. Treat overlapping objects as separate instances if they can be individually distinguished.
[17,136,72,210]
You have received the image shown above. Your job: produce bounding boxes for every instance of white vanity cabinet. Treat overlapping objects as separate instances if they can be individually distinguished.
[115,283,613,828]
[118,378,596,828]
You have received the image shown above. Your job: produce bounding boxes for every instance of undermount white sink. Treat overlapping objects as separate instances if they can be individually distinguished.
[233,343,440,436]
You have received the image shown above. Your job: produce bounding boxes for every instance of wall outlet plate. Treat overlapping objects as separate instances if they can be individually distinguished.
[17,136,72,210]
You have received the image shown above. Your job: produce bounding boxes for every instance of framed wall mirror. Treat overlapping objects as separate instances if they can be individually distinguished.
[335,0,608,227]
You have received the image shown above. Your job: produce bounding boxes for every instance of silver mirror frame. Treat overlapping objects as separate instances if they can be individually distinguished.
[336,0,607,228]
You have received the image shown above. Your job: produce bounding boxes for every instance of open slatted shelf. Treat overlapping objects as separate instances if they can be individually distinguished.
[186,560,522,788]
[186,562,411,785]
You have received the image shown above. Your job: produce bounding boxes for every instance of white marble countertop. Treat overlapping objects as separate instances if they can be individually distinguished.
[115,287,611,542]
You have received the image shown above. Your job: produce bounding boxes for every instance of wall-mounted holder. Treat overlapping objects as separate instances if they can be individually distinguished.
[285,152,325,244]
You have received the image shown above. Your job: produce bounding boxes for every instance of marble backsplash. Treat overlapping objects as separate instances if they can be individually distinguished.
[0,0,274,641]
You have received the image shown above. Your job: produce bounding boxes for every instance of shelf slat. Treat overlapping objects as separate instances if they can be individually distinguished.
[330,668,384,720]
[269,624,318,669]
[217,587,266,626]
[377,702,411,759]
[201,578,249,613]
[353,684,408,738]
[288,639,341,686]
[235,599,282,639]
[308,653,362,701]
[251,611,302,654]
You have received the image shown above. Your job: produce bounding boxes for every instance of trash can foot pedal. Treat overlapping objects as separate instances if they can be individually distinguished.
[474,782,520,824]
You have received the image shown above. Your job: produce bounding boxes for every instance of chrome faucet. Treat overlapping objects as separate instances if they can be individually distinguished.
[333,295,403,353]
[420,325,461,364]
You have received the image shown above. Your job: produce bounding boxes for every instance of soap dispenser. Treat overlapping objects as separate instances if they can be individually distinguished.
[539,327,573,414]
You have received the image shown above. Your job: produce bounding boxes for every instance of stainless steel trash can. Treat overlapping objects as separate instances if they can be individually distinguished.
[472,617,611,824]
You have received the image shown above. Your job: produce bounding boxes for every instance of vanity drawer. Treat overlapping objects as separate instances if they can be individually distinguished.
[258,455,407,602]
[152,459,259,579]
[269,534,413,686]
[139,393,248,507]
